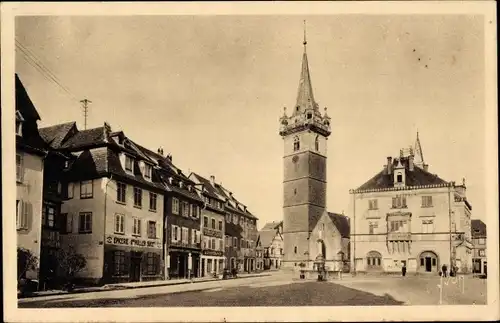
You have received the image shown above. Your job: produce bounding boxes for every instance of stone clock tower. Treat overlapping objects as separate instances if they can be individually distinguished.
[279,27,332,269]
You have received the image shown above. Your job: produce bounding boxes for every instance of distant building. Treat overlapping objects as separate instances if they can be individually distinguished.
[15,74,48,282]
[258,221,283,270]
[471,219,486,275]
[278,31,332,270]
[349,134,473,275]
[41,122,165,284]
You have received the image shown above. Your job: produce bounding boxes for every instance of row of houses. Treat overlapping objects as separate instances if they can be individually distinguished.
[15,74,259,288]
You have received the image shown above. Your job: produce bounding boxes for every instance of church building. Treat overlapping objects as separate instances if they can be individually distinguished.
[279,26,348,271]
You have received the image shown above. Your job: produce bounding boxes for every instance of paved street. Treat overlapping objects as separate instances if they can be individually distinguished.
[18,273,486,307]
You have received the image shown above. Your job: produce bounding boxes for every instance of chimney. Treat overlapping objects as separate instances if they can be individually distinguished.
[409,155,414,171]
[387,157,393,175]
[157,147,164,156]
[423,164,429,172]
[210,175,215,186]
[167,153,172,162]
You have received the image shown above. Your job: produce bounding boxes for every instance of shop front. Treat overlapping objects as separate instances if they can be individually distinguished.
[201,250,224,277]
[103,234,163,284]
[168,248,200,279]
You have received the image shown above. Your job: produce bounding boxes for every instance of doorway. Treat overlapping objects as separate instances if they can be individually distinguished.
[130,255,142,282]
[425,257,432,272]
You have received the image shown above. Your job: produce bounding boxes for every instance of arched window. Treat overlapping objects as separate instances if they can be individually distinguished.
[366,251,382,268]
[293,136,300,151]
[315,136,319,151]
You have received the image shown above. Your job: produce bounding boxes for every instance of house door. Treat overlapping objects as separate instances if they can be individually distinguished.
[425,257,432,272]
[130,256,141,282]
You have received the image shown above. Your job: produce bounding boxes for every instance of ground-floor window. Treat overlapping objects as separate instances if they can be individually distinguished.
[366,251,382,269]
[114,251,127,276]
[146,252,159,275]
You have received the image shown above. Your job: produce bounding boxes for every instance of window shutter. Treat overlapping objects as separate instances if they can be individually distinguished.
[67,214,73,233]
[16,200,23,229]
[22,201,30,229]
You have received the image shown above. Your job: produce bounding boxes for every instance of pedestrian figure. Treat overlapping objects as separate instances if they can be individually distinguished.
[442,264,448,277]
[402,264,407,277]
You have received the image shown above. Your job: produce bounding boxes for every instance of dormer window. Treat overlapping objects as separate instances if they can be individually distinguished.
[179,181,184,189]
[397,172,403,183]
[118,136,124,145]
[168,177,173,185]
[125,155,134,172]
[144,164,152,179]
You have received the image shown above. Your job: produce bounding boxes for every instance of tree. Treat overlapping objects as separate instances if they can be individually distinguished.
[17,247,38,280]
[55,247,87,286]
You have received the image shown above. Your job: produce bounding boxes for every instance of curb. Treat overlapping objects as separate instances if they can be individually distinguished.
[19,273,271,300]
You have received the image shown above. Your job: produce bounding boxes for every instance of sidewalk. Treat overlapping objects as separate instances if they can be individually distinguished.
[19,272,271,300]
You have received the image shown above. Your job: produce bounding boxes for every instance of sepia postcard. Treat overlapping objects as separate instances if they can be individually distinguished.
[1,1,498,322]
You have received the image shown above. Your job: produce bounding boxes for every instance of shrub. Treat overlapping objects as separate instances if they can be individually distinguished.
[55,247,87,283]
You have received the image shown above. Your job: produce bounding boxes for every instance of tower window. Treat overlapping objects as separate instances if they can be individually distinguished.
[296,106,300,112]
[294,188,297,195]
[307,113,312,119]
[294,246,298,254]
[293,136,300,151]
[315,136,319,151]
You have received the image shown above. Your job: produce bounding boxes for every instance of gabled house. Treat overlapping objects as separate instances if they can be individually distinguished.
[15,74,48,282]
[139,148,204,279]
[188,173,226,276]
[471,219,486,275]
[349,133,473,275]
[257,221,284,270]
[40,122,165,284]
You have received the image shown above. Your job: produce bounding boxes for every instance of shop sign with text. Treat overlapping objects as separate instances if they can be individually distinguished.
[106,235,161,249]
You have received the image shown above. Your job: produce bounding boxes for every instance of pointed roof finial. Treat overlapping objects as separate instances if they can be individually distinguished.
[303,20,307,46]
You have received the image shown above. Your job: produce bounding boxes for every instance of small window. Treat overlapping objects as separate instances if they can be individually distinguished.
[146,252,158,275]
[432,258,437,266]
[45,206,56,228]
[149,192,157,211]
[67,182,74,199]
[114,214,125,234]
[368,199,378,210]
[60,213,71,234]
[397,173,403,183]
[182,201,190,216]
[144,164,152,179]
[16,154,23,183]
[218,220,223,231]
[315,136,319,151]
[125,155,134,172]
[203,216,208,228]
[148,221,157,239]
[117,182,126,203]
[211,218,216,229]
[172,198,180,214]
[421,196,433,208]
[134,187,142,207]
[293,136,300,151]
[79,212,92,233]
[80,180,93,199]
[294,246,298,254]
[307,113,312,119]
[479,238,486,245]
[132,218,141,236]
[479,249,485,257]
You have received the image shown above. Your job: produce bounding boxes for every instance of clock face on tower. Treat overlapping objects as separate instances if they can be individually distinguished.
[292,155,299,163]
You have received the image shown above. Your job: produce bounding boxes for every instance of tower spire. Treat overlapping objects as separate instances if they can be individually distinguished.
[414,130,426,168]
[294,20,318,115]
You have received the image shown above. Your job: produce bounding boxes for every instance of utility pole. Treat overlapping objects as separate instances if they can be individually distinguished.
[80,99,92,130]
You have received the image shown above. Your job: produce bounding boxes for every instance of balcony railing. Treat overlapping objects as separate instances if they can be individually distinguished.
[387,232,411,241]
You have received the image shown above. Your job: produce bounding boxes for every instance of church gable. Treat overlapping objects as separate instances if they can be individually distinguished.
[309,211,342,260]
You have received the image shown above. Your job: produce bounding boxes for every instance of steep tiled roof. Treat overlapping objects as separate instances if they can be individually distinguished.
[327,212,350,238]
[60,126,107,150]
[190,172,224,200]
[214,183,258,220]
[471,219,486,237]
[258,229,280,247]
[261,221,281,231]
[355,157,448,192]
[39,122,77,149]
[16,74,40,121]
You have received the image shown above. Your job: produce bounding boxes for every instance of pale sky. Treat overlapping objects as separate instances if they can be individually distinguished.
[15,15,485,229]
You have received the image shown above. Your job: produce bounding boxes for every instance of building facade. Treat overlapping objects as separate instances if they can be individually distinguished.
[279,34,332,269]
[349,136,473,275]
[471,219,486,275]
[258,221,284,270]
[15,74,48,282]
[41,122,165,284]
[188,173,226,276]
